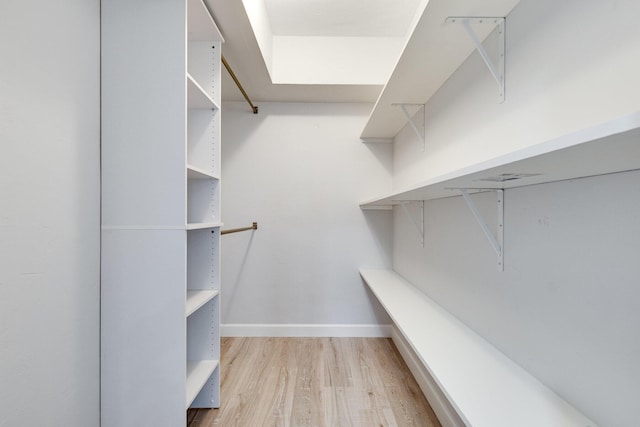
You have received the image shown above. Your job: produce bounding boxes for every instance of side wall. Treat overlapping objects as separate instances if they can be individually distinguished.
[391,0,640,426]
[221,102,392,336]
[0,0,100,426]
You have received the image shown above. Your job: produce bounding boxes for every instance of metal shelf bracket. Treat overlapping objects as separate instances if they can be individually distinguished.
[446,17,506,103]
[459,189,504,271]
[392,103,426,151]
[399,201,425,247]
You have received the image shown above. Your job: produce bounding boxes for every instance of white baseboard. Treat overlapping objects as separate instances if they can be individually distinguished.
[391,326,465,427]
[221,323,393,338]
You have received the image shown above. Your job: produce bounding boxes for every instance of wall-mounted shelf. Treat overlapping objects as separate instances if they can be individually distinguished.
[186,290,219,317]
[360,269,598,427]
[188,74,219,110]
[360,0,521,140]
[186,360,219,408]
[361,111,640,208]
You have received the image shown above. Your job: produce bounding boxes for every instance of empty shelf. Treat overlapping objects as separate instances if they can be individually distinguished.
[361,0,521,140]
[187,164,219,180]
[186,290,219,317]
[186,359,219,408]
[187,74,220,110]
[360,269,597,427]
[361,111,640,208]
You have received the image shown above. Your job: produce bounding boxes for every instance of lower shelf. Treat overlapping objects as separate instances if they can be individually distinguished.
[360,268,597,427]
[186,359,219,409]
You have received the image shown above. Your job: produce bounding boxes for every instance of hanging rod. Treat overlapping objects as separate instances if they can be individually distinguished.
[221,55,258,114]
[221,222,258,235]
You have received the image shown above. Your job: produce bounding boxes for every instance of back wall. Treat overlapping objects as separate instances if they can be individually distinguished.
[221,102,392,336]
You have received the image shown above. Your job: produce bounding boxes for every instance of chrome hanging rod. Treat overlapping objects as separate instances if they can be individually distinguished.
[221,55,258,114]
[221,222,258,235]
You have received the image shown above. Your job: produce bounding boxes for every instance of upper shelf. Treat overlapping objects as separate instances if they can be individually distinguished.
[187,0,224,42]
[187,74,220,110]
[361,111,640,208]
[360,0,521,140]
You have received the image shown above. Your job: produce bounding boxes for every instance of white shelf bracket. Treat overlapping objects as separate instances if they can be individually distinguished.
[459,189,504,271]
[392,103,426,151]
[446,17,506,103]
[399,201,425,247]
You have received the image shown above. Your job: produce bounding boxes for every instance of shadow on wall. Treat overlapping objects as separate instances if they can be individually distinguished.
[221,229,256,319]
[361,209,393,268]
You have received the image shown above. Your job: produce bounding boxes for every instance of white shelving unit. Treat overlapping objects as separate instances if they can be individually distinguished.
[360,0,521,141]
[101,0,224,424]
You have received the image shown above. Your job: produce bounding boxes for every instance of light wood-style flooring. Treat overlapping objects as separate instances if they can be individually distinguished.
[187,337,441,427]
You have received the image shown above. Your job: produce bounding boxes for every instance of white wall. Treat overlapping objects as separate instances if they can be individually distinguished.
[271,36,404,85]
[391,0,640,425]
[221,102,392,336]
[0,1,100,426]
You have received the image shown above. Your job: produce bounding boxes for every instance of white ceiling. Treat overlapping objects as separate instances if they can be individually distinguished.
[206,0,423,104]
[264,0,422,37]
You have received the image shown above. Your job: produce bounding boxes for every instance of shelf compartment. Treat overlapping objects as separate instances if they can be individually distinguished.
[187,164,219,180]
[361,111,640,208]
[188,228,220,292]
[187,0,224,42]
[360,0,521,140]
[186,290,219,317]
[188,74,219,110]
[186,360,219,408]
[187,178,220,224]
[187,107,219,176]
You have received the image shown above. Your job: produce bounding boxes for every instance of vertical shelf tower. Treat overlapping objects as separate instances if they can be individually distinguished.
[101,0,223,425]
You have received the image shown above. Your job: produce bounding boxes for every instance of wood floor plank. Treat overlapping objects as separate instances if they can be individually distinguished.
[188,337,441,427]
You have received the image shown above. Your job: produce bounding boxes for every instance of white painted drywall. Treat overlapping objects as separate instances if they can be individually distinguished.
[221,102,392,334]
[271,36,405,85]
[391,0,640,425]
[0,0,100,426]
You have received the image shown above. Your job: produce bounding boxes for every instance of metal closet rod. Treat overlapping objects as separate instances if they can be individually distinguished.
[221,54,259,114]
[221,222,258,235]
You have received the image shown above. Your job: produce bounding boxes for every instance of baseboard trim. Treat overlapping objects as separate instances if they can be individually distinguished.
[391,326,465,427]
[221,323,393,338]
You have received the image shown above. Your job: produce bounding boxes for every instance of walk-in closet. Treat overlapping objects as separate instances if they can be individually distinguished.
[2,0,638,426]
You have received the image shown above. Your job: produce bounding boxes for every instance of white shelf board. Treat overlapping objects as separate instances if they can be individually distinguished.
[360,0,521,140]
[187,0,224,42]
[186,222,223,230]
[187,74,219,110]
[187,164,219,180]
[360,269,598,427]
[186,359,219,409]
[186,290,219,317]
[361,111,640,208]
